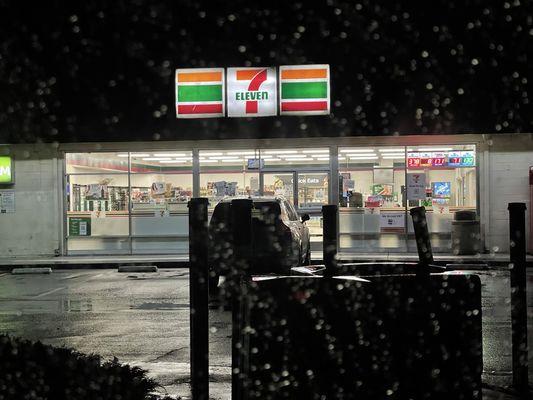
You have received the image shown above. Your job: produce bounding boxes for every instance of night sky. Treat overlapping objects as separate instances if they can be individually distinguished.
[0,0,530,143]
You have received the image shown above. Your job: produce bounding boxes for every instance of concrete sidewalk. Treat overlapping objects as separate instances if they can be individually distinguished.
[0,251,522,269]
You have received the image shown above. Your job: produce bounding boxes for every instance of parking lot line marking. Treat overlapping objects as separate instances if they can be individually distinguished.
[34,287,66,298]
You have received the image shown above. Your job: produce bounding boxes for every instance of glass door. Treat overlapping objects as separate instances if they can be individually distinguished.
[296,172,329,210]
[262,172,296,205]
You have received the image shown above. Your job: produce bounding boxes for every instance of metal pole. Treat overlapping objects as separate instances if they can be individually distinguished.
[508,202,528,393]
[322,204,338,277]
[188,198,209,400]
[409,206,433,277]
[231,199,253,400]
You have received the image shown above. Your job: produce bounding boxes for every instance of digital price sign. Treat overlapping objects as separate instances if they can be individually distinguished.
[407,151,475,168]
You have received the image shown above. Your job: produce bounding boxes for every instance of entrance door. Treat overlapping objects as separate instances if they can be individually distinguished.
[262,172,296,204]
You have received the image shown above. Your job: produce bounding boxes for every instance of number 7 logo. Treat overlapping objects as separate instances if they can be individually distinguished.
[227,67,277,117]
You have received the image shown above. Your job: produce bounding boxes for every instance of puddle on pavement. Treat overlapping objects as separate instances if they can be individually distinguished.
[129,302,188,310]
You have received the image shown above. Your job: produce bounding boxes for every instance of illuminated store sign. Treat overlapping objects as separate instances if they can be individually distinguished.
[175,65,330,118]
[227,67,277,117]
[0,156,13,184]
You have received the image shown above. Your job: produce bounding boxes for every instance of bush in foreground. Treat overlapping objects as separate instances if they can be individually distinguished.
[0,335,178,400]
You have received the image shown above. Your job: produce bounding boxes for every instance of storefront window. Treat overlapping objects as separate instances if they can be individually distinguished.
[66,153,130,254]
[65,151,193,255]
[338,146,406,252]
[406,145,477,251]
[199,149,260,208]
[130,153,193,254]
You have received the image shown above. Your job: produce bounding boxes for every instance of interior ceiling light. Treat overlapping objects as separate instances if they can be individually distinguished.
[283,157,309,161]
[227,151,256,155]
[117,154,129,157]
[153,152,187,157]
[301,149,329,154]
[209,156,241,160]
[309,154,330,158]
[266,158,282,161]
[220,159,243,163]
[348,155,379,160]
[159,160,186,163]
[264,150,298,154]
[142,157,172,161]
[200,159,218,163]
[200,151,224,156]
[283,154,310,158]
[130,153,150,157]
[381,155,405,159]
[340,149,375,153]
[378,148,405,153]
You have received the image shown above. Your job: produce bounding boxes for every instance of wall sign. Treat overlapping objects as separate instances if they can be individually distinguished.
[0,156,13,184]
[0,190,15,213]
[279,65,330,115]
[407,173,427,200]
[175,65,330,118]
[175,68,225,118]
[227,67,277,117]
[69,217,91,236]
[380,212,405,233]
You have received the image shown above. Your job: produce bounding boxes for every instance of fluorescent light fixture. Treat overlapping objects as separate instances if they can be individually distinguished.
[220,159,243,163]
[338,156,346,161]
[266,158,282,161]
[259,155,273,159]
[200,151,223,156]
[153,152,187,157]
[142,157,172,161]
[417,147,453,151]
[227,151,256,155]
[301,149,329,154]
[283,157,309,161]
[283,154,310,158]
[315,157,330,161]
[310,154,330,158]
[340,149,375,153]
[200,159,218,163]
[378,148,405,153]
[117,154,129,157]
[130,153,150,157]
[159,160,187,164]
[348,155,379,160]
[382,155,405,159]
[264,150,298,154]
[209,156,242,160]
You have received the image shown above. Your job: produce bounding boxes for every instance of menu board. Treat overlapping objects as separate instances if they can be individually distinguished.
[407,151,475,168]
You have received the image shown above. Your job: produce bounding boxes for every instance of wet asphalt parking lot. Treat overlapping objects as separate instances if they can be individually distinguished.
[0,268,532,399]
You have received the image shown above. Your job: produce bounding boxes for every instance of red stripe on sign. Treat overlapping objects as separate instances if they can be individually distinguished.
[178,104,223,114]
[281,101,328,111]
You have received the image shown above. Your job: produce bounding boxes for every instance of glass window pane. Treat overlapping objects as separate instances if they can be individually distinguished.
[297,172,328,209]
[66,152,129,174]
[261,147,329,169]
[263,173,294,204]
[338,146,406,253]
[406,144,477,252]
[66,174,130,239]
[199,150,259,208]
[131,151,193,173]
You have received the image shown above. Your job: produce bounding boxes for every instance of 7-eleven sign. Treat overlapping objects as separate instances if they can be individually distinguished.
[227,67,277,117]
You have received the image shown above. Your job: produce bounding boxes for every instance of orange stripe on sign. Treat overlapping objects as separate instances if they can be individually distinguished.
[236,69,263,80]
[177,71,222,82]
[281,68,327,80]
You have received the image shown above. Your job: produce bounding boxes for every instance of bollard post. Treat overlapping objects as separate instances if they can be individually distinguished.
[508,202,528,393]
[231,199,253,400]
[409,206,433,277]
[322,204,338,277]
[188,198,209,400]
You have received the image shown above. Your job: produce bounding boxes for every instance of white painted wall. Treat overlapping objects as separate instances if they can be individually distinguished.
[485,134,533,253]
[0,145,61,257]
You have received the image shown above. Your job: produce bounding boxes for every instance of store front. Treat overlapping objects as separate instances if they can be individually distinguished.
[62,138,479,256]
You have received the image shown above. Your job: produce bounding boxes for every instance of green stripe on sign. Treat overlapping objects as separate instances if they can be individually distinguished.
[178,85,222,102]
[281,82,327,99]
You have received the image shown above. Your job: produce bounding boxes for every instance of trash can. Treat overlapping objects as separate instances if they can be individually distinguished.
[451,210,481,255]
